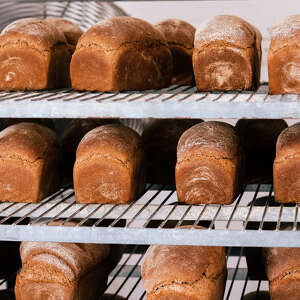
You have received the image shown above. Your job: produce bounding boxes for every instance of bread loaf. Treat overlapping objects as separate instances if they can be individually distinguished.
[193,15,262,91]
[155,19,195,85]
[274,123,300,203]
[263,247,300,300]
[175,121,242,204]
[142,119,202,184]
[0,122,61,203]
[62,119,120,184]
[235,119,287,184]
[71,16,173,91]
[74,124,146,204]
[142,236,227,299]
[268,15,300,94]
[0,18,70,90]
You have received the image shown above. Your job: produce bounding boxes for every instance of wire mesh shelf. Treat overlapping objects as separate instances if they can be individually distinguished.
[0,184,299,247]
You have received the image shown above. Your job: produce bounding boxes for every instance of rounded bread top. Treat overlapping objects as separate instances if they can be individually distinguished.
[194,15,259,49]
[0,122,59,163]
[46,17,83,46]
[155,18,195,49]
[269,15,300,52]
[177,121,239,161]
[276,123,300,161]
[76,16,168,51]
[76,123,142,165]
[0,18,67,51]
[142,232,226,293]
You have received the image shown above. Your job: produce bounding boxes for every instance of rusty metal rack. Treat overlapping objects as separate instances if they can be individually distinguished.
[0,184,298,247]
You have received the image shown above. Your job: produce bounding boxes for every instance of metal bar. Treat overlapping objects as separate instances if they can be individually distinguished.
[243,184,261,230]
[176,205,192,227]
[76,204,103,227]
[240,273,249,300]
[93,205,117,227]
[209,205,222,229]
[259,185,273,230]
[125,276,142,299]
[293,204,299,231]
[159,203,178,228]
[62,204,89,225]
[276,204,284,231]
[0,203,31,224]
[192,204,208,228]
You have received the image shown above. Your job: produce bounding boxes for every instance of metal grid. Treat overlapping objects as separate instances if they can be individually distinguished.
[0,84,299,119]
[0,184,300,247]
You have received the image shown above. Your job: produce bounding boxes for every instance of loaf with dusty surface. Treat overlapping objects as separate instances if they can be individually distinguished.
[74,124,146,204]
[142,236,227,299]
[235,119,287,184]
[71,16,173,91]
[0,122,61,203]
[263,247,300,300]
[268,15,300,94]
[15,239,120,300]
[274,123,300,203]
[176,121,242,204]
[62,119,120,184]
[155,19,195,85]
[193,15,262,91]
[142,119,202,184]
[0,18,70,90]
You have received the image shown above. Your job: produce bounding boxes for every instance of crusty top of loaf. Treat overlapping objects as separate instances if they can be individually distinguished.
[177,121,239,161]
[270,15,300,52]
[155,18,195,49]
[142,230,226,293]
[76,124,142,166]
[275,123,300,161]
[262,247,300,281]
[0,18,67,51]
[194,15,260,49]
[0,122,59,163]
[76,16,167,51]
[46,17,83,46]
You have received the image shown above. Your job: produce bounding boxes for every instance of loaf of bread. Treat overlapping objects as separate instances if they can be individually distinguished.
[0,18,71,90]
[0,122,61,203]
[15,238,122,300]
[274,123,300,203]
[263,247,300,300]
[142,238,227,299]
[268,15,300,94]
[71,16,173,91]
[235,119,287,184]
[142,119,202,184]
[62,119,120,184]
[74,124,146,204]
[193,15,262,91]
[176,121,242,204]
[155,19,195,85]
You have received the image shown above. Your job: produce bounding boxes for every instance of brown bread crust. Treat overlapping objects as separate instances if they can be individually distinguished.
[193,15,261,91]
[71,16,173,91]
[175,121,242,204]
[74,124,146,204]
[0,18,70,90]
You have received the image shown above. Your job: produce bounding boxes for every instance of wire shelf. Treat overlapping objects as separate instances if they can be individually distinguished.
[0,184,299,247]
[0,84,299,119]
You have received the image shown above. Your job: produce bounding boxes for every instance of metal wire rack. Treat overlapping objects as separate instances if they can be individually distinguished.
[0,184,299,247]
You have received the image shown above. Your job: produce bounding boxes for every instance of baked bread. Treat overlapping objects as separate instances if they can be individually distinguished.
[142,235,227,299]
[176,121,242,204]
[235,119,287,184]
[0,18,70,90]
[142,119,202,184]
[155,19,195,85]
[71,16,173,91]
[263,247,300,300]
[62,119,120,184]
[0,122,61,203]
[268,15,300,94]
[74,124,146,204]
[193,15,262,91]
[274,123,300,203]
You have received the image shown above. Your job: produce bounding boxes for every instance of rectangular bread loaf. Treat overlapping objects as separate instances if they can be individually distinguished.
[0,122,61,203]
[74,124,146,204]
[175,121,242,204]
[0,18,70,90]
[193,15,261,91]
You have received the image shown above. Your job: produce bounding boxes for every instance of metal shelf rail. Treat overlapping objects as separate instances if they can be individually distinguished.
[0,84,300,119]
[0,184,299,247]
